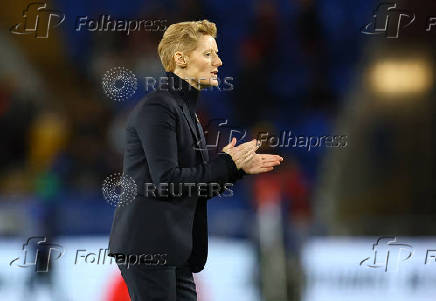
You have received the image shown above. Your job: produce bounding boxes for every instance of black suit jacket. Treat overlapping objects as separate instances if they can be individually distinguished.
[108,72,244,272]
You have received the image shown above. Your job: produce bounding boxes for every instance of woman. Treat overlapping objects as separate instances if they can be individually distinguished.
[108,19,283,301]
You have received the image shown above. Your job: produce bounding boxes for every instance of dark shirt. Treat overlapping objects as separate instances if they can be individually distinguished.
[166,71,245,177]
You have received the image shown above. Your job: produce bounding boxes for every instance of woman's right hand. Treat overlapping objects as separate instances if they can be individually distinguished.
[222,138,283,173]
[222,138,258,169]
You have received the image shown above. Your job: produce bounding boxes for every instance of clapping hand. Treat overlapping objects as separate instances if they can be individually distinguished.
[222,138,283,174]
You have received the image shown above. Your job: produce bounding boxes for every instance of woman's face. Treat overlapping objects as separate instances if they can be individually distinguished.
[183,34,223,88]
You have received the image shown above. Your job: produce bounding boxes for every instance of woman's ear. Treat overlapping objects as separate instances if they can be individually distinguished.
[174,51,188,68]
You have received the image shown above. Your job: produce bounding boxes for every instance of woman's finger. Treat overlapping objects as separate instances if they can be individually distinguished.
[261,161,281,168]
[233,144,256,162]
[256,166,274,173]
[222,137,237,152]
[260,154,283,161]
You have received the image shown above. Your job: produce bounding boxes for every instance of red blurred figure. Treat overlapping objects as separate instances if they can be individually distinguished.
[105,272,130,301]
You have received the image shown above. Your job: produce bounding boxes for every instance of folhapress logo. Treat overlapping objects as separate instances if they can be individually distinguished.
[10,2,65,38]
[9,236,64,272]
[360,236,414,272]
[361,3,415,38]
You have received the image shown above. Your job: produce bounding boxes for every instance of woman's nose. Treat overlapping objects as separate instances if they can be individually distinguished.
[214,57,223,67]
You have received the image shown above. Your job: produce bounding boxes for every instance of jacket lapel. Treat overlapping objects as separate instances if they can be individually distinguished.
[179,103,207,163]
[196,119,209,162]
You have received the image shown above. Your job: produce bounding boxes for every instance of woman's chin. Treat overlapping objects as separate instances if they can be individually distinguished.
[207,78,219,86]
[198,79,218,89]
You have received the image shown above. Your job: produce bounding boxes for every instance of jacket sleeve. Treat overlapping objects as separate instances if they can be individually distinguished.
[133,96,244,196]
[203,155,246,200]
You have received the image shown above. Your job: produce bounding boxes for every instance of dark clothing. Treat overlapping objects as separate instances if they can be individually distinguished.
[108,72,245,275]
[118,263,197,301]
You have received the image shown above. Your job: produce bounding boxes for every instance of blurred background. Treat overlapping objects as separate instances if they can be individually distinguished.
[0,0,435,300]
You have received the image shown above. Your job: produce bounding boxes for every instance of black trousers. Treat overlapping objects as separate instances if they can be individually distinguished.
[117,264,197,301]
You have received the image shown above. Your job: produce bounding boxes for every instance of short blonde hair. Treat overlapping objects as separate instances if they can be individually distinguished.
[158,20,217,72]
